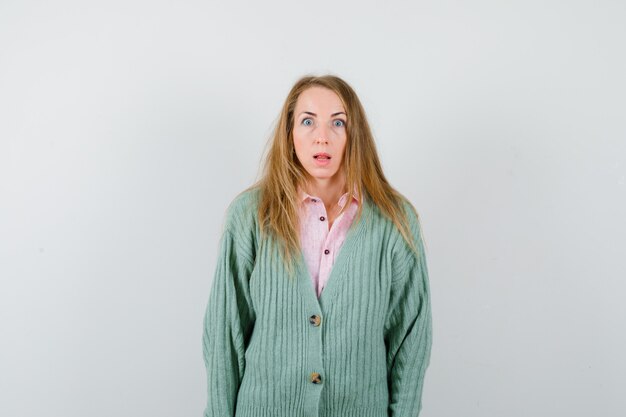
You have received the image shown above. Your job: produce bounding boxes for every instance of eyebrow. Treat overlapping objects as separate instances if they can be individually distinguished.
[300,111,347,117]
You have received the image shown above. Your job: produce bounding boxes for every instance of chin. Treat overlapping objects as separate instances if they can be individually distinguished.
[308,169,339,180]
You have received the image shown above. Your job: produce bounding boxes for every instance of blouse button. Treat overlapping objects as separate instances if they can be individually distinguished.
[309,315,322,326]
[324,249,330,255]
[310,372,322,384]
[319,216,325,221]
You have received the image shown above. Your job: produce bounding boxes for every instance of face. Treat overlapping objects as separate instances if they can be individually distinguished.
[292,86,348,184]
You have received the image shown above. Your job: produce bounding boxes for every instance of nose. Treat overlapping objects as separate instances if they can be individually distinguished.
[315,136,328,144]
[315,124,330,144]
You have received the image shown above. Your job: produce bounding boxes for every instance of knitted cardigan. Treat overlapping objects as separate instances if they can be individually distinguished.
[202,187,433,417]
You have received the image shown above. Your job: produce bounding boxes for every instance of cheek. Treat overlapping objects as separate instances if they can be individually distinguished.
[292,135,301,150]
[292,136,307,161]
[338,135,348,154]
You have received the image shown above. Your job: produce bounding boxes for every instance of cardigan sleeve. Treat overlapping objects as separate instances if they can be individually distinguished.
[384,215,433,417]
[202,226,256,417]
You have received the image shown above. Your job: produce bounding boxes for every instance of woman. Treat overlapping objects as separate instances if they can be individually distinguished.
[202,75,432,417]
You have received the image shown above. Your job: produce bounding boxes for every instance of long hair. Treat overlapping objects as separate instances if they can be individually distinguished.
[241,74,422,278]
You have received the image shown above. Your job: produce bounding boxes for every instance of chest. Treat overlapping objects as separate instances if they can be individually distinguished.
[248,221,394,325]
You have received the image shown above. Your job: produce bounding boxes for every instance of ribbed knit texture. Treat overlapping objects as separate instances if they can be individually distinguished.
[202,188,433,417]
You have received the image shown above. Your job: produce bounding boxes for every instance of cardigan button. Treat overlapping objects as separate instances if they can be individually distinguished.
[324,249,330,255]
[319,216,325,221]
[310,372,322,384]
[309,315,321,327]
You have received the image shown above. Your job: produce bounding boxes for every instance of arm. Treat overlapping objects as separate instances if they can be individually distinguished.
[202,226,256,417]
[385,220,433,417]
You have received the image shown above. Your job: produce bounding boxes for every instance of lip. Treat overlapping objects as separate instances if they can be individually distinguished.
[313,152,331,167]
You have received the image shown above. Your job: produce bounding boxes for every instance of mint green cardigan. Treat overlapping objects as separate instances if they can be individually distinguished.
[202,188,432,417]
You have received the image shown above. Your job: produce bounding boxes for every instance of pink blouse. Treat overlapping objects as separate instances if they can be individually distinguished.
[297,186,360,298]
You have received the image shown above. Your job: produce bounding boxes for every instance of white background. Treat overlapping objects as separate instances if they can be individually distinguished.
[1,1,625,416]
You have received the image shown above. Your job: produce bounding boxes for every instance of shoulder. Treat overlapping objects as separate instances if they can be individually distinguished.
[369,194,426,273]
[366,194,423,247]
[222,186,261,234]
[400,197,422,241]
[221,186,261,252]
[218,186,261,264]
[394,197,427,276]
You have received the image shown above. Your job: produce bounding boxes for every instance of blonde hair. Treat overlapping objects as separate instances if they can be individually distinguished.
[241,74,422,278]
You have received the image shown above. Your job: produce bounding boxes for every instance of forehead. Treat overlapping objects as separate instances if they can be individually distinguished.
[295,86,345,112]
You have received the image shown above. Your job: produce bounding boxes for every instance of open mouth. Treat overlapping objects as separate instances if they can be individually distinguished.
[313,153,332,166]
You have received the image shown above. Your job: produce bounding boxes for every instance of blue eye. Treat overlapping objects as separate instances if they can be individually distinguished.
[334,119,345,127]
[302,118,313,126]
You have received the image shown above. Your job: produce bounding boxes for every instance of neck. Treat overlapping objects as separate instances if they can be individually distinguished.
[303,174,347,208]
